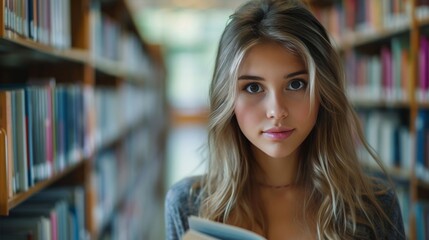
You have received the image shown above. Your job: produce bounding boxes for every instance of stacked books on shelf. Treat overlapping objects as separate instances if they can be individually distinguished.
[92,126,160,237]
[415,200,429,240]
[0,185,87,240]
[90,1,153,80]
[418,34,429,103]
[344,36,410,103]
[311,0,410,45]
[416,109,429,183]
[99,154,163,240]
[4,0,71,49]
[0,79,93,197]
[94,83,154,150]
[357,110,412,172]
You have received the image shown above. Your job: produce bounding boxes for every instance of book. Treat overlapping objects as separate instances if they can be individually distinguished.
[13,89,29,192]
[0,216,47,240]
[183,229,217,240]
[184,216,266,240]
[415,201,429,240]
[9,202,62,240]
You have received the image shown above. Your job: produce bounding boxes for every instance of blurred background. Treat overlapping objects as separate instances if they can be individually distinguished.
[135,0,246,188]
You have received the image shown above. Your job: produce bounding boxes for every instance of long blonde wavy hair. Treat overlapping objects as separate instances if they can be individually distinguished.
[198,0,394,239]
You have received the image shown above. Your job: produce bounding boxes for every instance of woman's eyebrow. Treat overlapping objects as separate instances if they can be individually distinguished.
[238,70,308,81]
[285,70,307,79]
[237,75,264,81]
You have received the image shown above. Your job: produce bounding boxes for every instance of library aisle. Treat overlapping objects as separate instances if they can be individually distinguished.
[0,0,167,239]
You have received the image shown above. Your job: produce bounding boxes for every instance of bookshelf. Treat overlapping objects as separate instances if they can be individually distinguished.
[308,0,429,239]
[0,0,166,239]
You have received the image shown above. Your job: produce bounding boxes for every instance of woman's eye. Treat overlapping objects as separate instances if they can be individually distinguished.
[244,83,263,93]
[288,80,306,90]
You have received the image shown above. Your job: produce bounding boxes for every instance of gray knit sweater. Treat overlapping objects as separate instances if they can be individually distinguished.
[165,176,405,240]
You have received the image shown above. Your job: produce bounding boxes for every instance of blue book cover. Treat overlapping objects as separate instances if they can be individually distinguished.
[25,88,34,187]
[187,216,266,240]
[28,0,34,39]
[415,110,428,176]
[415,201,429,240]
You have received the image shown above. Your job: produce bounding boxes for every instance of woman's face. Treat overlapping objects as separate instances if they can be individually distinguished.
[234,41,319,163]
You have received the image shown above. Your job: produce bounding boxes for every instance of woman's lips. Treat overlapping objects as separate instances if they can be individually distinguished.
[262,128,294,140]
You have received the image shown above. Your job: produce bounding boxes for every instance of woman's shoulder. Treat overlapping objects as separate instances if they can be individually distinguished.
[165,175,203,213]
[165,176,204,239]
[376,186,399,207]
[372,179,405,239]
[371,179,400,208]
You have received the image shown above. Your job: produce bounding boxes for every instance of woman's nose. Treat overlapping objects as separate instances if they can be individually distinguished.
[266,92,288,119]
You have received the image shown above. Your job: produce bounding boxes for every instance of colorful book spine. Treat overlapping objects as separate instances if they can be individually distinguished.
[419,36,429,102]
[4,0,71,49]
[345,36,409,103]
[416,109,429,183]
[0,80,93,193]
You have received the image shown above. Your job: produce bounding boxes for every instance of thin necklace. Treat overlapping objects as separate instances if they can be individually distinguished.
[257,182,293,189]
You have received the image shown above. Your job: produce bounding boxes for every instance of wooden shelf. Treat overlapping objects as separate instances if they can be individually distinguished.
[417,102,429,108]
[0,31,90,65]
[338,24,410,49]
[2,160,86,215]
[170,108,209,126]
[94,117,148,154]
[417,16,429,28]
[0,34,149,86]
[92,57,148,85]
[418,178,429,189]
[0,34,149,87]
[352,100,411,109]
[417,179,429,200]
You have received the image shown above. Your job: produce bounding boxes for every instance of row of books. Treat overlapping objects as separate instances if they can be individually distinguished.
[345,36,410,103]
[90,1,152,77]
[312,0,410,43]
[418,35,429,102]
[99,158,163,239]
[90,2,121,61]
[91,126,157,235]
[120,33,153,79]
[415,200,429,240]
[0,185,87,240]
[0,80,92,197]
[416,109,429,183]
[94,83,155,151]
[4,0,72,49]
[417,1,429,20]
[3,0,153,79]
[0,79,156,197]
[357,110,412,171]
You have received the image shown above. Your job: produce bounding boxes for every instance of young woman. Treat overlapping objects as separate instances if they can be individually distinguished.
[165,0,405,239]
